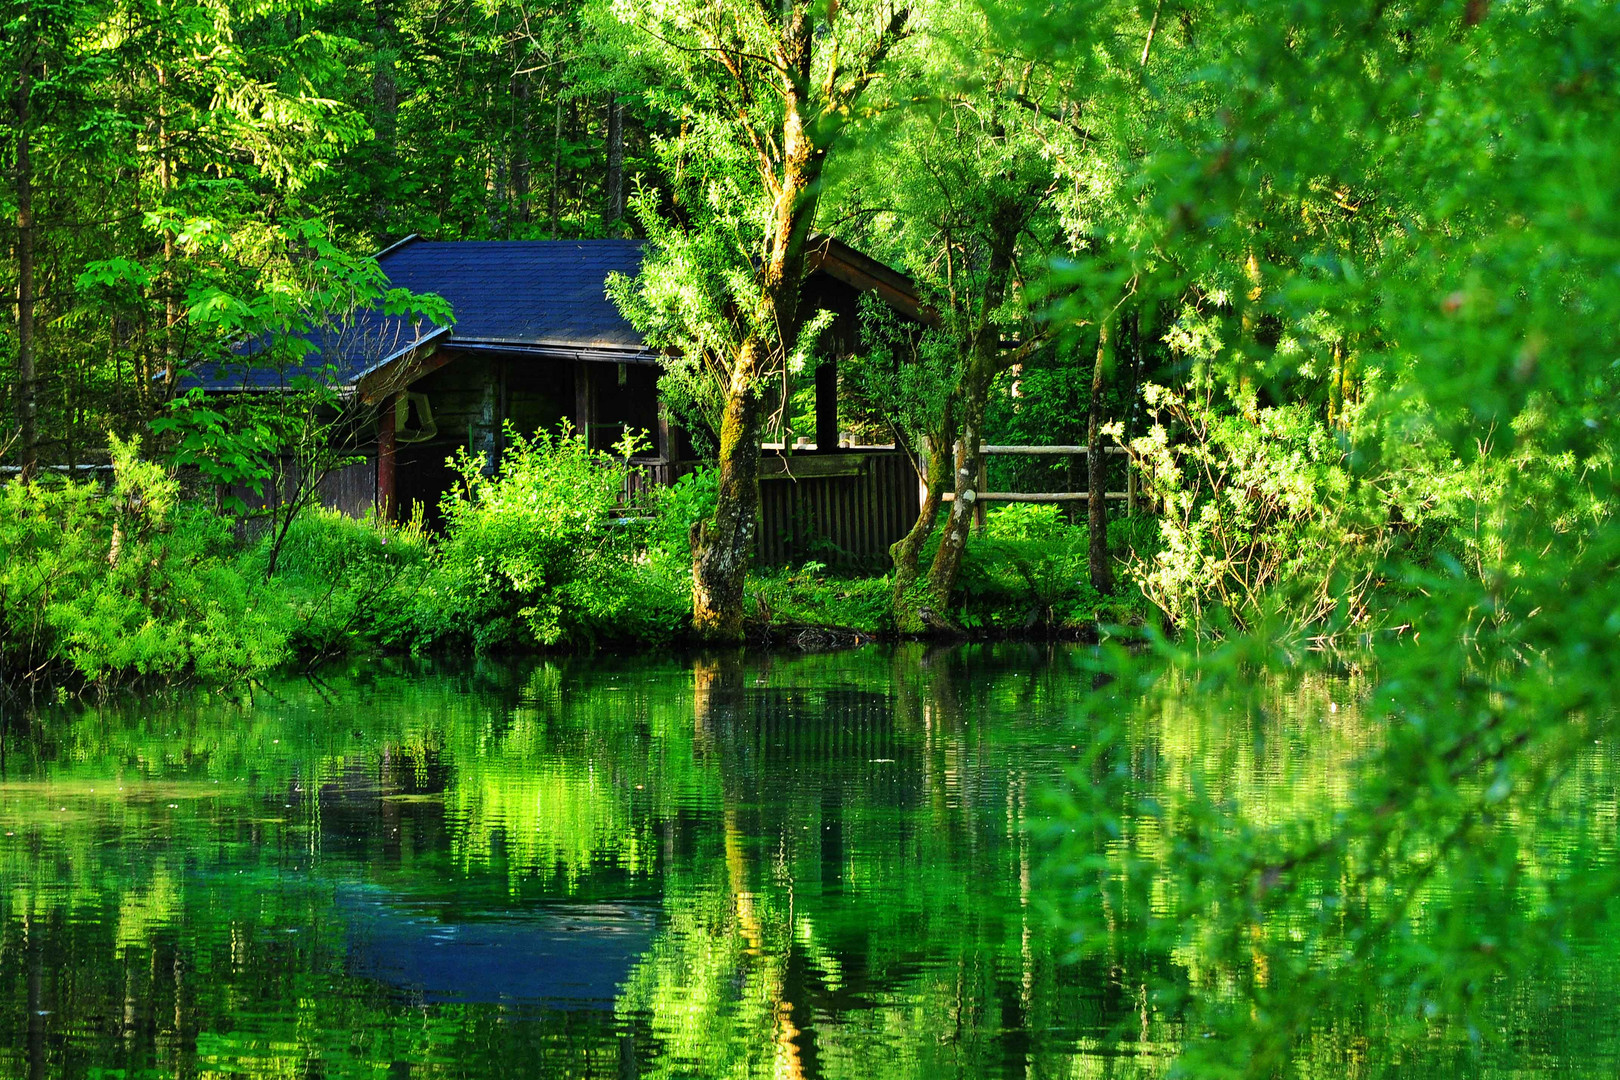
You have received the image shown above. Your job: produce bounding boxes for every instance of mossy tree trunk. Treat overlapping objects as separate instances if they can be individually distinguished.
[890,434,953,627]
[687,0,908,641]
[889,203,1034,631]
[691,343,767,639]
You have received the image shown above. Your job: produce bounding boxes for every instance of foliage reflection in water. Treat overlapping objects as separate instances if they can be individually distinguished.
[1,646,1616,1078]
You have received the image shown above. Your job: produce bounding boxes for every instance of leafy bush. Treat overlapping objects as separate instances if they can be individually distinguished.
[0,436,290,688]
[251,507,433,659]
[1121,385,1376,633]
[410,424,690,649]
[951,504,1152,631]
[645,465,719,566]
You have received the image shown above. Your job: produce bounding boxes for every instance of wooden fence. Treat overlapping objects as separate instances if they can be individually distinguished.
[618,447,920,568]
[755,449,920,568]
[935,443,1143,531]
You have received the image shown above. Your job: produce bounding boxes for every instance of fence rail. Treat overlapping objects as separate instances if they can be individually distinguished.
[927,441,1144,528]
[942,491,1130,502]
[979,444,1127,456]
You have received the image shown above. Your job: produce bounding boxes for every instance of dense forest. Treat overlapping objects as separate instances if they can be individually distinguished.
[5,0,1608,664]
[2,0,1616,666]
[4,1,1620,1074]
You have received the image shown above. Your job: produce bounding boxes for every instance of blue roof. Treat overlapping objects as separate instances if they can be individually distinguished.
[187,239,649,391]
[387,239,646,349]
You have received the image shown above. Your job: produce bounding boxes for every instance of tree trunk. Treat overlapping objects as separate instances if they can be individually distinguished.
[888,205,1021,627]
[1124,304,1148,444]
[372,0,399,235]
[512,75,532,227]
[1087,317,1114,592]
[550,95,563,237]
[605,94,625,225]
[890,433,952,630]
[688,10,828,640]
[158,59,178,407]
[13,56,37,480]
[685,0,906,639]
[925,376,989,606]
[691,344,765,639]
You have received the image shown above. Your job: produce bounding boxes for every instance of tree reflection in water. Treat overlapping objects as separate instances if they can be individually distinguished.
[0,647,1616,1077]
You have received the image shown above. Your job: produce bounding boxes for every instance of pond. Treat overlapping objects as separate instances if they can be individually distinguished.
[2,645,1617,1078]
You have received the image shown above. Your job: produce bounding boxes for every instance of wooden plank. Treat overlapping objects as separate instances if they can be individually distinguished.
[759,454,865,479]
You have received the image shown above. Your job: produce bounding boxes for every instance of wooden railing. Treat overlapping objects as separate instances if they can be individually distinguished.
[932,443,1144,530]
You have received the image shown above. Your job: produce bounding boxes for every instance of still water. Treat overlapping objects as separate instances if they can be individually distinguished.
[1,645,1616,1078]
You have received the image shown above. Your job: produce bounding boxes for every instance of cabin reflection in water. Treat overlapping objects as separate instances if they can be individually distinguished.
[340,887,654,1007]
[0,649,1205,1079]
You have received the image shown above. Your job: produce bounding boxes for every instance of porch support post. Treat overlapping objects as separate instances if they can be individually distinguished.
[814,356,838,451]
[656,401,678,486]
[574,360,594,449]
[376,393,397,522]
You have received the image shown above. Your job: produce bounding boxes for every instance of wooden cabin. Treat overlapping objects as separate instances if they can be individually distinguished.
[192,236,928,566]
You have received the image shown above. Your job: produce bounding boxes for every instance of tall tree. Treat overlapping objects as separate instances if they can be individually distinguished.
[831,0,1147,627]
[612,0,910,639]
[7,2,38,478]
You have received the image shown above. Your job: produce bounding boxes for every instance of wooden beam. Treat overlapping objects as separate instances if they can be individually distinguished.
[357,342,458,404]
[759,453,865,479]
[574,360,594,448]
[806,235,941,327]
[376,394,397,522]
[656,403,678,486]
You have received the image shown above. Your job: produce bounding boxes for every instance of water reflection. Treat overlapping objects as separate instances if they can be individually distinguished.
[0,645,1615,1077]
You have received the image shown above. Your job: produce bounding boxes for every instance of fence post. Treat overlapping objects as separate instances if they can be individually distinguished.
[1127,456,1138,515]
[974,456,988,535]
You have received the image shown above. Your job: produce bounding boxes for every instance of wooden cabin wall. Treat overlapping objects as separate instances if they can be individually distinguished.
[393,352,573,521]
[225,454,377,525]
[504,359,573,440]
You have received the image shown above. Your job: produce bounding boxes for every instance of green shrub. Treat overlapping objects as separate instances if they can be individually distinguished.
[411,424,690,649]
[747,562,893,633]
[645,465,718,565]
[949,504,1151,631]
[0,436,290,688]
[252,507,433,658]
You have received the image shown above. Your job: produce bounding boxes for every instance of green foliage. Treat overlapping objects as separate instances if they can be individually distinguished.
[0,426,708,688]
[645,465,719,564]
[841,294,958,447]
[0,440,289,688]
[151,389,294,514]
[954,504,1151,632]
[1121,384,1370,632]
[1011,0,1620,1074]
[251,507,433,659]
[415,423,689,649]
[747,563,894,634]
